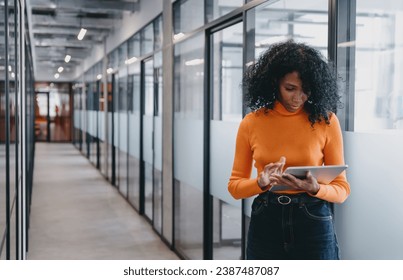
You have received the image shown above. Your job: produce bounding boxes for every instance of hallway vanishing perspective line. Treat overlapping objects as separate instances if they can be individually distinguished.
[28,143,179,260]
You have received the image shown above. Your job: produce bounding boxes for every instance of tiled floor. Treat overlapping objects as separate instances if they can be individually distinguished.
[27,143,179,260]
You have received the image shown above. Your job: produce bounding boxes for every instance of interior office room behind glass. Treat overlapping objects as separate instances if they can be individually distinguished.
[1,0,403,260]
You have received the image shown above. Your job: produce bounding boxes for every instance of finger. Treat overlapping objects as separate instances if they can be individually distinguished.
[277,156,286,172]
[278,156,286,164]
[263,163,274,173]
[281,173,300,184]
[306,171,317,183]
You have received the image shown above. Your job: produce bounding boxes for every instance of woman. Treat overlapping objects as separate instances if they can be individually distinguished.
[228,40,350,260]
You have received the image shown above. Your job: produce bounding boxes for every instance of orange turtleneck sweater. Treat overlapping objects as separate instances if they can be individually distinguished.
[228,101,350,203]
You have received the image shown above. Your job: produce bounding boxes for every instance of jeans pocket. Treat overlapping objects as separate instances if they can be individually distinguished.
[302,202,332,221]
[251,196,266,216]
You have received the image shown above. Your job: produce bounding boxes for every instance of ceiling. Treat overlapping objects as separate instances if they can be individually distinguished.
[27,0,140,81]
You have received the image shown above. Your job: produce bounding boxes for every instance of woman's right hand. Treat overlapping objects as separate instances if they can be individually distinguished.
[257,157,286,189]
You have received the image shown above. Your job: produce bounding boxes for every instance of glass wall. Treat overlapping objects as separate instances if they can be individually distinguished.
[209,21,243,260]
[127,33,141,210]
[0,2,8,260]
[173,33,205,259]
[34,82,72,142]
[173,0,205,37]
[142,58,154,220]
[153,51,163,234]
[107,49,119,185]
[206,0,243,22]
[73,84,83,151]
[333,0,403,260]
[118,43,129,197]
[353,1,403,131]
[0,0,35,259]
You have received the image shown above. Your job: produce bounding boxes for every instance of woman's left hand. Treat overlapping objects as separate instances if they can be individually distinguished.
[269,171,320,195]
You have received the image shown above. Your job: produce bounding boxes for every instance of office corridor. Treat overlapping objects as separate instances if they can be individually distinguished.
[27,143,179,260]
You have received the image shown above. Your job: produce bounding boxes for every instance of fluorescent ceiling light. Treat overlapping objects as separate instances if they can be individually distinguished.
[64,55,71,63]
[58,66,64,73]
[77,28,87,40]
[107,68,114,74]
[185,58,204,66]
[173,32,185,40]
[54,73,60,79]
[338,40,356,48]
[255,35,290,47]
[8,65,12,72]
[97,74,102,80]
[125,57,138,65]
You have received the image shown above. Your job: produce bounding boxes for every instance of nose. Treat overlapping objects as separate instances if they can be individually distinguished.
[293,90,305,101]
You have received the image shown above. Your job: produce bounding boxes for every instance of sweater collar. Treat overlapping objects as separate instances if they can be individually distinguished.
[273,101,305,116]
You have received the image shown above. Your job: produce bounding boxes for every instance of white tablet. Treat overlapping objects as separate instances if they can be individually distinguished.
[269,165,348,192]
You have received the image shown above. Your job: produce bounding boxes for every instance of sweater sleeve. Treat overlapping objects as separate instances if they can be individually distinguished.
[312,114,351,203]
[228,116,266,199]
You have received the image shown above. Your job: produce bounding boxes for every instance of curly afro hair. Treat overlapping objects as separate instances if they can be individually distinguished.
[243,40,342,125]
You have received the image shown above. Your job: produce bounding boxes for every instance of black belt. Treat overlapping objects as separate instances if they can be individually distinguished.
[261,192,323,206]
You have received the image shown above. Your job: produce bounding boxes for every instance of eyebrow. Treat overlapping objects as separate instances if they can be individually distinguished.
[283,82,299,87]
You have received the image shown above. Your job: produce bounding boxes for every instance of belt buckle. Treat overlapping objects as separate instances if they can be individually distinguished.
[277,195,292,205]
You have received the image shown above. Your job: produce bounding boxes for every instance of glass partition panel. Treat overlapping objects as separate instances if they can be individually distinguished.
[113,74,120,187]
[128,62,141,210]
[86,82,96,164]
[49,84,72,142]
[106,74,114,183]
[251,0,328,60]
[118,68,128,197]
[335,131,403,259]
[153,51,163,234]
[173,0,204,38]
[206,0,243,23]
[210,22,243,260]
[154,16,163,51]
[354,1,403,131]
[128,33,141,63]
[141,23,154,56]
[0,3,6,259]
[174,33,204,259]
[143,58,154,221]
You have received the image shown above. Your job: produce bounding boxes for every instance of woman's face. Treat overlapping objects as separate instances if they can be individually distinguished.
[278,71,309,112]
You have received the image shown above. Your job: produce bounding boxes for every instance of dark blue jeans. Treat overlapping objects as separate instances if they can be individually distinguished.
[247,193,340,260]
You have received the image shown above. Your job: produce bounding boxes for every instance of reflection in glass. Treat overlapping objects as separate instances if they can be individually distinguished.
[251,0,328,61]
[154,16,163,50]
[143,59,154,220]
[174,34,205,259]
[206,0,243,23]
[118,71,128,197]
[128,63,141,210]
[210,21,243,259]
[153,51,163,234]
[141,23,154,56]
[212,199,242,259]
[174,180,203,260]
[354,1,403,131]
[0,3,6,258]
[173,0,204,37]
